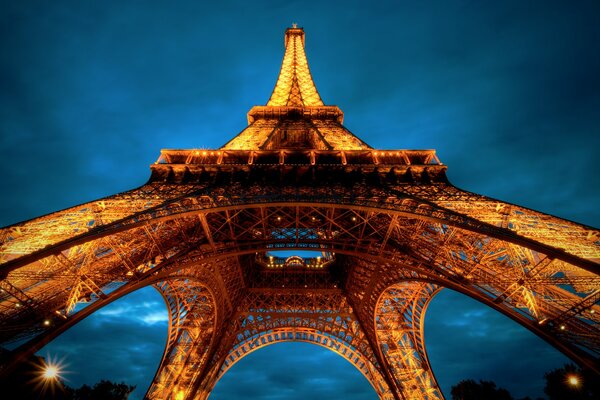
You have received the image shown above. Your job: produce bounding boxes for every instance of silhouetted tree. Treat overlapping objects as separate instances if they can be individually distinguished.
[543,363,600,400]
[66,380,135,400]
[451,379,513,400]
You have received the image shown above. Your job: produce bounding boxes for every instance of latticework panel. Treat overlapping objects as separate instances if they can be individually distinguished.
[204,288,393,399]
[375,282,442,400]
[0,215,208,344]
[220,119,279,150]
[260,119,331,150]
[2,189,598,350]
[311,119,370,150]
[267,27,323,107]
[1,182,599,400]
[0,183,202,264]
[146,280,218,400]
[345,222,600,364]
[391,184,600,261]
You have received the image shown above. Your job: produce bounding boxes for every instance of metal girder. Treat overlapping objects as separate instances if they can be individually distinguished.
[1,198,597,370]
[201,289,393,399]
[1,199,598,387]
[375,283,442,400]
[146,280,218,400]
[2,185,598,278]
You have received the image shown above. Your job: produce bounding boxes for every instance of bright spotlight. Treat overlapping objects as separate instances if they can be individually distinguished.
[32,354,69,395]
[42,364,60,380]
[567,374,580,387]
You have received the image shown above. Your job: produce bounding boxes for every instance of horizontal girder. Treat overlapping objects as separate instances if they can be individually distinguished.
[1,198,598,357]
[2,185,598,277]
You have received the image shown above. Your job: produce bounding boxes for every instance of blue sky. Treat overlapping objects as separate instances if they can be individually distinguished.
[1,1,599,399]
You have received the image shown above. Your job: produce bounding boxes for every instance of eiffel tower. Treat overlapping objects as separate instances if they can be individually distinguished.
[1,25,599,400]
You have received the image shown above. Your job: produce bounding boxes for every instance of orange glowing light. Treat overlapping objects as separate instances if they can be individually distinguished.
[567,374,580,387]
[31,354,69,396]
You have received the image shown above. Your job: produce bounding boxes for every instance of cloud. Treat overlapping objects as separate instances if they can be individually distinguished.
[425,289,570,399]
[40,287,168,400]
[211,342,377,400]
[94,299,168,327]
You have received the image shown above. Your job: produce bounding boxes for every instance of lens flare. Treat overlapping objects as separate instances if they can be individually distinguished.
[43,365,60,379]
[31,353,69,396]
[566,374,581,387]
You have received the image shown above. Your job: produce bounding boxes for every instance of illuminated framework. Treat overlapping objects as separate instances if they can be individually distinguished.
[0,26,599,400]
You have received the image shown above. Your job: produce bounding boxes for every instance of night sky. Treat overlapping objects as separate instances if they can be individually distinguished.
[2,1,599,399]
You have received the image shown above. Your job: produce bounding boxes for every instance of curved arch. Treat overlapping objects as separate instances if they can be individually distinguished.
[1,201,598,399]
[3,235,598,381]
[3,201,597,353]
[3,201,597,349]
[363,266,600,386]
[4,236,599,380]
[342,229,599,374]
[216,328,391,399]
[2,199,597,276]
[1,269,224,382]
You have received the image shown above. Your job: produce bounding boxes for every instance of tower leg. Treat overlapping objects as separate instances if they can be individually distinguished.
[375,282,444,400]
[146,279,219,400]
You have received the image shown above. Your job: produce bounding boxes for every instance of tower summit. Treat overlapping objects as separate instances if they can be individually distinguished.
[267,25,323,107]
[0,27,599,400]
[222,26,370,150]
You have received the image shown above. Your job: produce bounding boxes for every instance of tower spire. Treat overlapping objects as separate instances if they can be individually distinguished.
[220,26,371,151]
[267,26,324,107]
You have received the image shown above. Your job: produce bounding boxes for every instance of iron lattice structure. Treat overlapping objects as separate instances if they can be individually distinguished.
[1,26,599,400]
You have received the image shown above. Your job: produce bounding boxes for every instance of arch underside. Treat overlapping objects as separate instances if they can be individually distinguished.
[217,329,387,396]
[1,182,599,399]
[149,279,443,400]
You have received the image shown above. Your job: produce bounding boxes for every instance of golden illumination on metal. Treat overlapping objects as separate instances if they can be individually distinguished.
[0,26,599,400]
[267,26,323,107]
[375,283,443,399]
[220,27,370,151]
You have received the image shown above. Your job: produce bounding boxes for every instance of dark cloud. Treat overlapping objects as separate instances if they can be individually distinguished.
[2,1,598,399]
[425,290,569,399]
[211,342,375,400]
[42,288,168,400]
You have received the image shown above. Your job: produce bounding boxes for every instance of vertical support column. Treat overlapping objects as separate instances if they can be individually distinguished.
[375,282,443,400]
[145,279,219,400]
